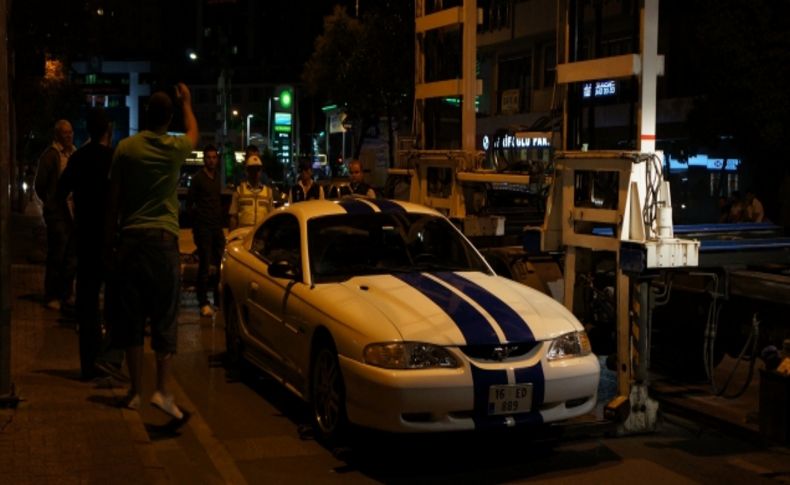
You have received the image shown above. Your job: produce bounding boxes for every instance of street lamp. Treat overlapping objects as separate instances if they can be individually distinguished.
[246,114,254,149]
[231,110,242,149]
[267,96,279,148]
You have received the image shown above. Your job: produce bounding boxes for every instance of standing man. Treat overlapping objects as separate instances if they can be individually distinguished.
[57,107,125,380]
[329,160,376,199]
[347,160,376,197]
[186,145,225,317]
[107,83,198,420]
[289,159,324,203]
[35,119,77,311]
[228,155,273,230]
[335,159,376,198]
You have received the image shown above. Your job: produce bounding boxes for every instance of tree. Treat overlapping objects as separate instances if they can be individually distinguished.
[302,2,414,166]
[683,0,790,218]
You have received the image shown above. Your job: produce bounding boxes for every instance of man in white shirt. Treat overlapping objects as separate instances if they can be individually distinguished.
[35,119,77,311]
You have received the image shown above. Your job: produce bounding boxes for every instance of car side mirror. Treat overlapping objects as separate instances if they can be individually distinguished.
[268,259,300,280]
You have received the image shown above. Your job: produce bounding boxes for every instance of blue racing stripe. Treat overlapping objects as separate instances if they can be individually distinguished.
[471,365,544,429]
[338,199,375,214]
[394,273,500,345]
[367,198,407,213]
[471,364,507,429]
[434,272,536,344]
[515,362,545,422]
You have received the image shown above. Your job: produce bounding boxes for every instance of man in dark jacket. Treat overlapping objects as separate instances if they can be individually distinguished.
[186,144,225,317]
[57,107,125,380]
[348,160,375,197]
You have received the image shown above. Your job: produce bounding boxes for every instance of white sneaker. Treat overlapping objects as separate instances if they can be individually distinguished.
[200,305,215,317]
[150,391,184,420]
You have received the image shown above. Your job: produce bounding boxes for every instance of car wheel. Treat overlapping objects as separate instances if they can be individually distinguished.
[311,344,347,443]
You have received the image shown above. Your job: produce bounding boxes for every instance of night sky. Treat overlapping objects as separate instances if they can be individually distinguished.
[11,0,358,84]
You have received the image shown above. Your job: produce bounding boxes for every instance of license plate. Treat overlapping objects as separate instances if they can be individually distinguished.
[488,384,533,415]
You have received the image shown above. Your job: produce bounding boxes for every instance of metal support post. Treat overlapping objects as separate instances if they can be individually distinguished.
[563,246,577,312]
[637,0,660,152]
[246,114,254,149]
[267,96,279,149]
[0,0,19,405]
[461,0,477,153]
[616,267,631,397]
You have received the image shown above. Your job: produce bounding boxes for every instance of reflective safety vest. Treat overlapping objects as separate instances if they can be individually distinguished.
[236,182,272,227]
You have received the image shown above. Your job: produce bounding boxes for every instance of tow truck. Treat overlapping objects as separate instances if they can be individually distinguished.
[392,0,790,437]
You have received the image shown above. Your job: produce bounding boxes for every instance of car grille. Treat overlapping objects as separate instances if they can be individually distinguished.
[459,342,538,361]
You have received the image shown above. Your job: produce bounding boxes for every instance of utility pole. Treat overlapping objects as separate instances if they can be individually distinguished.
[0,0,18,405]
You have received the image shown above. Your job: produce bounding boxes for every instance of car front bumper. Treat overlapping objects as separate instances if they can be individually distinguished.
[340,352,600,433]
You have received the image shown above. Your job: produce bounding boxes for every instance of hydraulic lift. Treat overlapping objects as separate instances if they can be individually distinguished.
[401,0,790,436]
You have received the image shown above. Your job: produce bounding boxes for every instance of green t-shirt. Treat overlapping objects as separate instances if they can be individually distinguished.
[111,130,193,236]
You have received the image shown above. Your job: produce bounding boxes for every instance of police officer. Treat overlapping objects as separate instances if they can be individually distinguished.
[228,155,274,229]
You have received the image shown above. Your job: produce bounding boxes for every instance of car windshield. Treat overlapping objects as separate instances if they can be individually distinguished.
[308,212,490,283]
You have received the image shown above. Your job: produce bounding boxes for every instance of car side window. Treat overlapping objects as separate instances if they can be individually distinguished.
[251,214,301,270]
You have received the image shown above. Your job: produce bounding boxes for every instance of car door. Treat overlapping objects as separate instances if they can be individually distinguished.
[247,213,303,381]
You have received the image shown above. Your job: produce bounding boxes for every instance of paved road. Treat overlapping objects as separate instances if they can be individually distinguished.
[146,298,790,484]
[6,214,790,485]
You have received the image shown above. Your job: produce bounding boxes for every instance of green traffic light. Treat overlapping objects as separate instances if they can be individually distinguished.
[279,89,292,109]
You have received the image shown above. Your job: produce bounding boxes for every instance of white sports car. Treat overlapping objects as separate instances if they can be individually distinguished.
[220,197,599,440]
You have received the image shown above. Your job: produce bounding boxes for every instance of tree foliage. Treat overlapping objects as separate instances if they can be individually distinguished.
[686,0,790,168]
[302,2,414,162]
[681,0,790,219]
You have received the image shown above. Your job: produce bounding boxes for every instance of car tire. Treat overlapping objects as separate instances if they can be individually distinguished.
[311,343,348,444]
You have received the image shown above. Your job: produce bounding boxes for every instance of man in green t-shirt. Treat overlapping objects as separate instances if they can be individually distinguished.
[107,83,198,422]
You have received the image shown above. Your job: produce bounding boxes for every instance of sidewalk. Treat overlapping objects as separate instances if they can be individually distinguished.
[0,214,166,483]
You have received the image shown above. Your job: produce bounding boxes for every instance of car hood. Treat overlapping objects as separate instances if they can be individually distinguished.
[313,271,582,346]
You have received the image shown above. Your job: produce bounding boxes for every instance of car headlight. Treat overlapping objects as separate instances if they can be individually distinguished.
[546,331,592,361]
[364,342,459,369]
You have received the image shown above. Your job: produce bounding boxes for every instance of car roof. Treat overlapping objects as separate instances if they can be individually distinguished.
[281,197,442,221]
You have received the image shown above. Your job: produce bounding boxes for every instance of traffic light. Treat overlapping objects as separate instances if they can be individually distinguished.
[275,85,294,111]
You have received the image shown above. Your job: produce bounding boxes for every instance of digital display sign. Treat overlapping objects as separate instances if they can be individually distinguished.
[582,80,617,98]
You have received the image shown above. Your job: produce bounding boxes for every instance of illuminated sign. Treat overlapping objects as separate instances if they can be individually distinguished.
[274,112,292,126]
[483,131,553,152]
[667,154,741,172]
[582,80,616,98]
[273,112,293,167]
[495,135,550,149]
[74,72,130,95]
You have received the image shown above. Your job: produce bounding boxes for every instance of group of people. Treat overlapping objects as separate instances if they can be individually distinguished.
[287,157,376,203]
[35,82,379,424]
[185,149,376,318]
[719,190,765,223]
[37,83,198,423]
